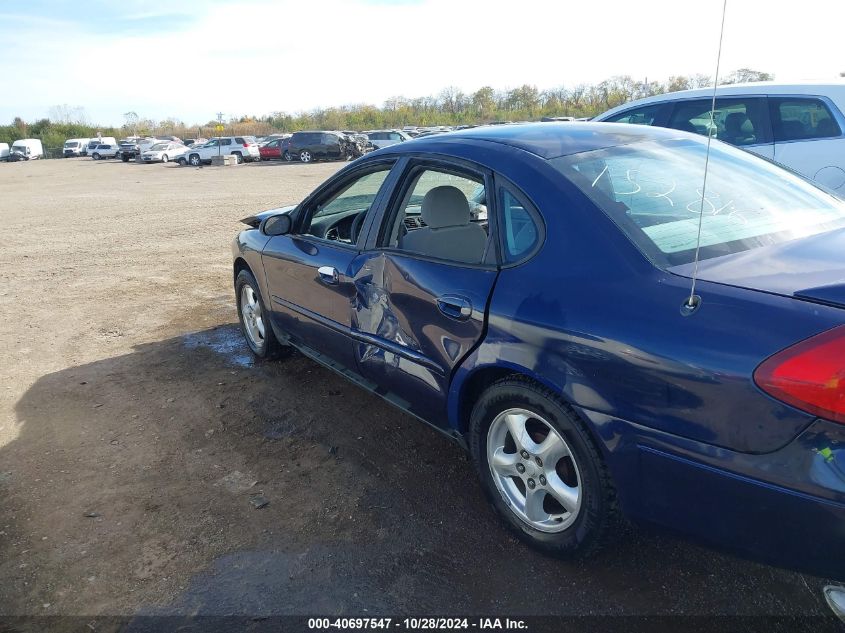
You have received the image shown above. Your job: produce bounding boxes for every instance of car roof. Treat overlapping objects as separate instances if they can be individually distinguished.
[596,80,845,120]
[392,121,689,159]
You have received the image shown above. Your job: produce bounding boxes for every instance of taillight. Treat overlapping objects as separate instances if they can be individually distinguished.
[754,325,845,424]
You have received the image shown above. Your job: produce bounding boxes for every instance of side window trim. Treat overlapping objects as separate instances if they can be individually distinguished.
[366,156,499,268]
[492,174,546,267]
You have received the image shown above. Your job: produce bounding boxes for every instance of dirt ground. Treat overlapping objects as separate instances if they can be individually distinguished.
[0,158,836,624]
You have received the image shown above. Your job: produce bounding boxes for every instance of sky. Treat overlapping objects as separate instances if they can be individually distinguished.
[1,0,844,126]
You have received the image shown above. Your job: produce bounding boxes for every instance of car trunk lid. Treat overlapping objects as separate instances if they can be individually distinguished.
[668,227,845,309]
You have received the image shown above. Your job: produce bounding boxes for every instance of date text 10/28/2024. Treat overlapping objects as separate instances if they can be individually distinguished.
[308,618,528,630]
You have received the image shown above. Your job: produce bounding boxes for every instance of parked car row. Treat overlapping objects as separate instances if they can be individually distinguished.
[58,135,262,166]
[258,131,373,163]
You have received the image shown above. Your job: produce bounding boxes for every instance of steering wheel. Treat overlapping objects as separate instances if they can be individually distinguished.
[350,210,367,244]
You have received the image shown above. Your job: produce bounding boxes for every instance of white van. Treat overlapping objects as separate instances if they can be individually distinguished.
[0,143,9,161]
[63,138,90,157]
[594,81,845,191]
[10,139,44,160]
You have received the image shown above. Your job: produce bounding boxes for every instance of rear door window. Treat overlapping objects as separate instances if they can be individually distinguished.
[769,97,842,141]
[235,137,245,144]
[667,98,768,146]
[221,138,232,146]
[379,166,490,265]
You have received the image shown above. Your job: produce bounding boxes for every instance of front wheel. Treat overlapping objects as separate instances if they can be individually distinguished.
[92,153,101,160]
[189,154,201,166]
[121,154,129,162]
[161,154,169,163]
[299,150,312,163]
[235,269,291,360]
[469,377,619,558]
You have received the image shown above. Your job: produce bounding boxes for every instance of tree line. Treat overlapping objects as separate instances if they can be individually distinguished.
[1,69,773,149]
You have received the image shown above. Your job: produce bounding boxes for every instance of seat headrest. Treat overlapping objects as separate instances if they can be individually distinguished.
[421,186,470,229]
[724,112,748,133]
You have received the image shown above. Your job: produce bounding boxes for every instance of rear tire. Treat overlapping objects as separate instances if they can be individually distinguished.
[283,151,292,161]
[92,153,101,160]
[177,157,187,166]
[469,377,620,558]
[161,154,169,163]
[235,269,291,360]
[233,152,243,164]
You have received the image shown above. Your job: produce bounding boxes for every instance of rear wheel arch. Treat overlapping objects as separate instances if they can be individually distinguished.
[457,366,518,434]
[456,366,603,449]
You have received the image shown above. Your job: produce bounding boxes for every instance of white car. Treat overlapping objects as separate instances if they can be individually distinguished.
[594,81,845,192]
[141,142,188,163]
[183,136,260,165]
[365,129,413,149]
[90,143,120,160]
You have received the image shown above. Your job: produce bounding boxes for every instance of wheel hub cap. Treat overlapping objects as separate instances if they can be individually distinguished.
[487,408,582,532]
[240,286,265,347]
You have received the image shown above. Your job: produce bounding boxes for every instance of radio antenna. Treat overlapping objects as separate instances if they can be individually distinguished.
[685,0,728,312]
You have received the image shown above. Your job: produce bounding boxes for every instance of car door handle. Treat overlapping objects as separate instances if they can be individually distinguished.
[437,295,472,320]
[317,265,339,285]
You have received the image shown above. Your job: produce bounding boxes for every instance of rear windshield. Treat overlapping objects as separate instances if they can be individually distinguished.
[551,138,845,266]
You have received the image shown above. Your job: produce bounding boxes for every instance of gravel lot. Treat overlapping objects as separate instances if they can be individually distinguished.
[0,158,836,624]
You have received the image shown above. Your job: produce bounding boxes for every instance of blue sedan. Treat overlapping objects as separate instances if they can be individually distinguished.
[232,123,845,579]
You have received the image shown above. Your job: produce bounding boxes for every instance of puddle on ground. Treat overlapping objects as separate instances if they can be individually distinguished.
[183,325,253,367]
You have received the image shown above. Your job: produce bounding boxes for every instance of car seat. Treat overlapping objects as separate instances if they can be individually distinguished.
[401,186,487,264]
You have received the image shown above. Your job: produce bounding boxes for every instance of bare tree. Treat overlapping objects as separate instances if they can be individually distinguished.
[48,104,88,124]
[439,86,466,116]
[720,68,773,85]
[123,111,140,137]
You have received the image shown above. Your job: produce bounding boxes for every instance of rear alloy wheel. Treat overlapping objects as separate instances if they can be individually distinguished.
[177,157,187,166]
[92,153,101,160]
[235,269,291,360]
[470,377,619,557]
[161,154,169,163]
[189,154,201,166]
[233,152,243,164]
[299,151,312,163]
[283,151,292,162]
